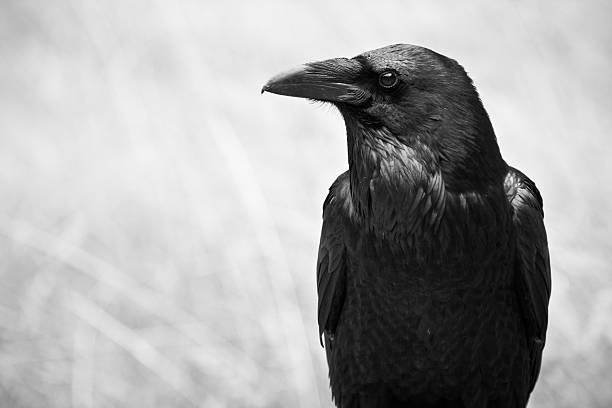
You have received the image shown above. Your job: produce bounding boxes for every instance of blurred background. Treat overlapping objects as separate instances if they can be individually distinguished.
[0,0,610,407]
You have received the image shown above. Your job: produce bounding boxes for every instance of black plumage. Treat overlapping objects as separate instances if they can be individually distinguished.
[263,44,550,408]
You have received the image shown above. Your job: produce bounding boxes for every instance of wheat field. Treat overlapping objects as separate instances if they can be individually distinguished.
[0,1,610,407]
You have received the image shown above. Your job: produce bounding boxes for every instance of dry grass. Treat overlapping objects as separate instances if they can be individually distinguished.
[0,1,610,407]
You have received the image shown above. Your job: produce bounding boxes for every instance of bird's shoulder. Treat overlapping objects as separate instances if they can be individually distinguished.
[504,167,543,215]
[323,171,354,220]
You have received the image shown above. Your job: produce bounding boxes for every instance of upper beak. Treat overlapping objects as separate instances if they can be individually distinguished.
[261,57,370,105]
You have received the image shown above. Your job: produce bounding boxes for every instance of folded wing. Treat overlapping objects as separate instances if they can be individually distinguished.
[506,167,552,391]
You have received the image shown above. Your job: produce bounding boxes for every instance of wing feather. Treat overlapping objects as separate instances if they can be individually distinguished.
[506,167,551,391]
[316,174,349,347]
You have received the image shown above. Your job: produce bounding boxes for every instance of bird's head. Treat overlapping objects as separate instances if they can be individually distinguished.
[263,44,506,192]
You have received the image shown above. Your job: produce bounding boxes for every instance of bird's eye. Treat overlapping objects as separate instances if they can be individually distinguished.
[378,71,399,89]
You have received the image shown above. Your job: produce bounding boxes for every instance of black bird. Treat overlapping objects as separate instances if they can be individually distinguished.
[262,44,550,408]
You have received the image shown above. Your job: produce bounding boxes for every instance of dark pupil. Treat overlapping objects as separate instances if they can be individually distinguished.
[379,72,397,88]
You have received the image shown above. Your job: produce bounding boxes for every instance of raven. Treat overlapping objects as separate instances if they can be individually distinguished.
[263,44,550,408]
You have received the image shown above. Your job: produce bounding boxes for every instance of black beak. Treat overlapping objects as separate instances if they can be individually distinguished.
[262,58,370,105]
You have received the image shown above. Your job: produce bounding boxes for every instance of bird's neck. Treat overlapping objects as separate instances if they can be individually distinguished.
[344,119,445,237]
[425,87,508,192]
[342,119,512,264]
